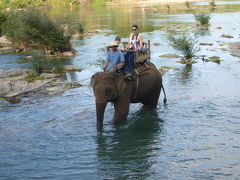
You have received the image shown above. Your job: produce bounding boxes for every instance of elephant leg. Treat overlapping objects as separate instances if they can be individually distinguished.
[143,88,161,108]
[112,98,130,125]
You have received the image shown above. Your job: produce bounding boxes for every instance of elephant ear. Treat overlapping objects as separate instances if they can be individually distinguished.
[91,72,103,87]
[90,75,95,87]
[115,75,126,96]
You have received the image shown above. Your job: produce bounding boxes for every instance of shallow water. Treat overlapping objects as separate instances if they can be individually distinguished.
[1,1,240,179]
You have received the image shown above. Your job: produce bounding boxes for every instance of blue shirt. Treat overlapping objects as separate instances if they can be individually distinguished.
[106,50,125,72]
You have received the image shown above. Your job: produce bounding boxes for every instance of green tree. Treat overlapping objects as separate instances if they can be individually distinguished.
[168,32,200,60]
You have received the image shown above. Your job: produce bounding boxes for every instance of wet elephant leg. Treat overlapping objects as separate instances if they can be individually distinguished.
[143,88,161,108]
[96,102,107,131]
[112,98,130,125]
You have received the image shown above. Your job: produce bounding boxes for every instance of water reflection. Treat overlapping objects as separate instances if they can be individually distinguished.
[95,107,164,179]
[194,27,210,37]
[173,65,194,85]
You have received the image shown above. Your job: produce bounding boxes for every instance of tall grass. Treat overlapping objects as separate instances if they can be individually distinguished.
[1,9,73,54]
[194,13,211,26]
[168,32,200,60]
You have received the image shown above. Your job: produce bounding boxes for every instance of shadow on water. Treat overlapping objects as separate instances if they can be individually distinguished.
[95,107,165,179]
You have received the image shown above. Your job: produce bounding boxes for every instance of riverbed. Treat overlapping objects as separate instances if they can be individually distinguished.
[1,0,240,179]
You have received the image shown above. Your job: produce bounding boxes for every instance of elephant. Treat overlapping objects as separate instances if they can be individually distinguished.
[91,62,167,131]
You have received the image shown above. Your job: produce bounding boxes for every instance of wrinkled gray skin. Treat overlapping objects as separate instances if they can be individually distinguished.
[91,62,167,131]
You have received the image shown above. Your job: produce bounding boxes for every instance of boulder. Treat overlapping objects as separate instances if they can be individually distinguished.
[0,36,12,46]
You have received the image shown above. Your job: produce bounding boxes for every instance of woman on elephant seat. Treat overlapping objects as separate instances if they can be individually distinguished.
[103,41,125,74]
[123,24,146,80]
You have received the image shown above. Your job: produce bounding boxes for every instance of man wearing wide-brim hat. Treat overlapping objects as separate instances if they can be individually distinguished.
[103,41,125,74]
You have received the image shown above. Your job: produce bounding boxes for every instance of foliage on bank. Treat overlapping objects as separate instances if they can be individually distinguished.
[0,10,7,36]
[0,0,86,8]
[0,9,81,54]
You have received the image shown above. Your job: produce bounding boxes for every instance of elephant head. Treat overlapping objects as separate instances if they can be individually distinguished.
[91,72,126,130]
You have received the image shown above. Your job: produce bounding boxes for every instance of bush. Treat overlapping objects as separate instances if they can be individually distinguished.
[76,23,84,34]
[0,10,7,36]
[168,32,200,60]
[194,13,211,26]
[1,9,72,53]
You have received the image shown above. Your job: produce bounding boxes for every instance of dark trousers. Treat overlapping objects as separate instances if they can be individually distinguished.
[122,51,134,74]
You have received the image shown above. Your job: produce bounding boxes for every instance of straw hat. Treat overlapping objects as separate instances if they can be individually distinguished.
[108,41,119,48]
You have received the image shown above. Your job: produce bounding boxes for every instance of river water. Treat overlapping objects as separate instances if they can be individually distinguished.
[1,0,240,179]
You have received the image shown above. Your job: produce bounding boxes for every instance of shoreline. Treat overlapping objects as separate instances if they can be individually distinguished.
[106,0,208,6]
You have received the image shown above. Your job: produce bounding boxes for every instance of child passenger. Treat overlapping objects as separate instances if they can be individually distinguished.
[115,36,124,52]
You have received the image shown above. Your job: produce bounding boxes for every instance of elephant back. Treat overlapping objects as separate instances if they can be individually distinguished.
[134,62,160,77]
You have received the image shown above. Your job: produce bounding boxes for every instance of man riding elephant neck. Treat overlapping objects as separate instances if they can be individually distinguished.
[103,41,125,74]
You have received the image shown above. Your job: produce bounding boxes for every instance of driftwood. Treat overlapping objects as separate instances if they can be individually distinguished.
[3,79,54,98]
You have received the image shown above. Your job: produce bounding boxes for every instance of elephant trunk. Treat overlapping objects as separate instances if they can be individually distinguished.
[96,102,107,131]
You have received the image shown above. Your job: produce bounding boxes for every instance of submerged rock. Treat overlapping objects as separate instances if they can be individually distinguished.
[221,34,234,38]
[204,56,221,64]
[199,42,213,46]
[159,54,182,58]
[209,56,221,64]
[176,59,197,65]
[159,66,180,75]
[228,42,240,57]
[22,56,33,60]
[154,42,160,46]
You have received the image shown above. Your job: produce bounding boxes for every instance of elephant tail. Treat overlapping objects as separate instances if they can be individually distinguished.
[161,84,167,104]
